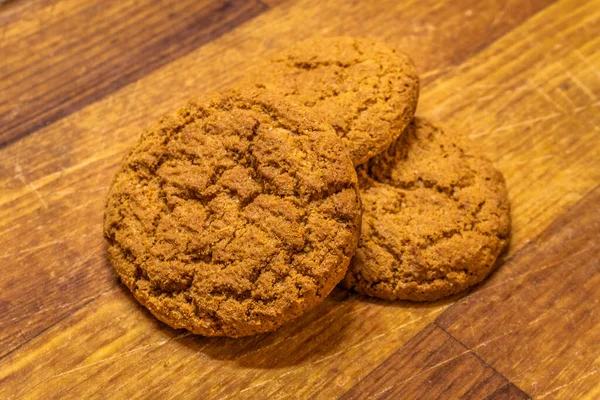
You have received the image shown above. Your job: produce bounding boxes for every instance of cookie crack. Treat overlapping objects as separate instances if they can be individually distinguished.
[369,267,473,288]
[366,175,466,200]
[369,226,406,268]
[106,92,361,335]
[286,59,357,70]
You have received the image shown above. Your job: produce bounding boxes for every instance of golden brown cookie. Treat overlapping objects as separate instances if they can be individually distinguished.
[343,118,511,301]
[104,89,362,337]
[241,37,419,166]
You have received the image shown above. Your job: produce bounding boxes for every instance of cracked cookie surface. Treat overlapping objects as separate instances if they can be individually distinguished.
[104,89,362,337]
[342,118,511,301]
[241,36,419,166]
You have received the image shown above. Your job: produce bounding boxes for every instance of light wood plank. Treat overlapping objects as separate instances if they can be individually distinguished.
[436,185,600,399]
[419,0,600,250]
[341,324,528,400]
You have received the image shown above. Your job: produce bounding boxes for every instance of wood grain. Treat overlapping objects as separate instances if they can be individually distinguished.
[437,185,600,399]
[0,0,557,361]
[0,0,268,147]
[1,0,599,398]
[341,324,528,400]
[419,0,600,249]
[0,288,451,399]
[0,0,54,26]
[342,185,600,399]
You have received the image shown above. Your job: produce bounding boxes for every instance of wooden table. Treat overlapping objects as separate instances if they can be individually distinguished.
[1,0,599,398]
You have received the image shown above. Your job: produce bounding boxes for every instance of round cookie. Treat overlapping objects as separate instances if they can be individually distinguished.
[241,36,419,166]
[343,118,511,301]
[104,89,362,337]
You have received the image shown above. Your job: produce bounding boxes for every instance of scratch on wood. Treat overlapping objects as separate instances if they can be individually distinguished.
[420,66,455,79]
[238,380,271,394]
[544,358,577,389]
[373,385,394,397]
[0,239,65,260]
[537,369,598,399]
[458,115,474,132]
[570,360,600,395]
[13,164,48,209]
[475,246,596,296]
[471,83,498,89]
[49,332,192,379]
[493,113,562,132]
[344,304,373,316]
[573,101,600,113]
[527,79,567,112]
[554,86,578,107]
[371,308,557,393]
[522,308,554,328]
[1,147,124,211]
[468,319,476,341]
[464,307,556,352]
[219,379,273,400]
[311,308,445,365]
[469,109,562,139]
[468,128,493,140]
[572,49,600,80]
[0,223,22,238]
[429,92,465,117]
[51,186,110,197]
[395,349,473,386]
[490,86,529,114]
[565,71,598,101]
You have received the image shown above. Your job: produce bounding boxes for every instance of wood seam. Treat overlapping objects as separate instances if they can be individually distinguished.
[0,286,119,362]
[434,321,531,399]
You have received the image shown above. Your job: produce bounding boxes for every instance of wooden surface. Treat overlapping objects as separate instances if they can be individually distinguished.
[0,0,599,398]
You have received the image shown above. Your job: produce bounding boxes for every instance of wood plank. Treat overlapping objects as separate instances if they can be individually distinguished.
[341,325,528,400]
[0,288,453,399]
[418,0,600,250]
[0,0,557,360]
[342,188,600,399]
[436,185,600,399]
[1,0,597,397]
[0,0,268,147]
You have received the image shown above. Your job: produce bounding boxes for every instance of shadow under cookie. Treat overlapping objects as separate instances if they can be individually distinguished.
[116,283,358,369]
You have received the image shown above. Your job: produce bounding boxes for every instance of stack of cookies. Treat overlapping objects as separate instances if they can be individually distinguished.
[104,37,511,337]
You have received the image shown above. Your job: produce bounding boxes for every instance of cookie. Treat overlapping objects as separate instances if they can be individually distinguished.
[104,89,362,337]
[241,36,419,166]
[343,118,511,301]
